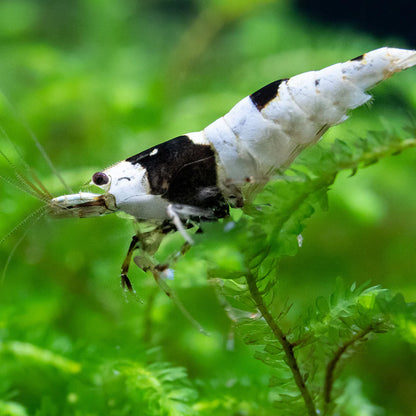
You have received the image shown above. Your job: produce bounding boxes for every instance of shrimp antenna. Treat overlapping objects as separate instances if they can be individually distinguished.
[0,125,53,199]
[0,142,51,202]
[0,91,73,194]
[0,205,48,286]
[0,168,48,201]
[153,271,210,336]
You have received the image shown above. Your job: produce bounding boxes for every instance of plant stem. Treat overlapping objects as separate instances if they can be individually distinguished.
[245,271,318,416]
[323,326,373,414]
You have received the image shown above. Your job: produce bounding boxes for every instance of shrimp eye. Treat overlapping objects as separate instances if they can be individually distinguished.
[92,172,109,186]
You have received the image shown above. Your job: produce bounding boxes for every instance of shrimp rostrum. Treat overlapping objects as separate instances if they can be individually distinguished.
[48,47,416,290]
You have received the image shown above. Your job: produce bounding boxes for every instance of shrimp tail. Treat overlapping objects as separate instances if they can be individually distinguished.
[390,48,416,71]
[341,47,416,90]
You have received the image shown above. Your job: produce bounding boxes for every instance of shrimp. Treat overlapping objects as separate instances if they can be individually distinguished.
[6,47,416,302]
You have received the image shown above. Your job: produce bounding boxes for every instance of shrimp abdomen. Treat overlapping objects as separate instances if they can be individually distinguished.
[207,47,416,185]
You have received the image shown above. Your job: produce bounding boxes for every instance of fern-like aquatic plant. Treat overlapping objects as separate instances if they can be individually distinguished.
[193,128,416,415]
[104,361,198,416]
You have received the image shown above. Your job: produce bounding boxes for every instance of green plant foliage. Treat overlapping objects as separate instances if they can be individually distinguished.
[1,1,416,415]
[0,400,28,416]
[192,130,416,415]
[98,361,198,416]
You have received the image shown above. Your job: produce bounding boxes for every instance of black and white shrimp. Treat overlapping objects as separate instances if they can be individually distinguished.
[6,47,416,295]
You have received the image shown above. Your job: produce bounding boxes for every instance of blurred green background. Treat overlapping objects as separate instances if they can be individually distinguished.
[0,0,416,415]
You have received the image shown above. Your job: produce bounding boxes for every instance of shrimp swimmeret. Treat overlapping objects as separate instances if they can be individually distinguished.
[5,47,416,294]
